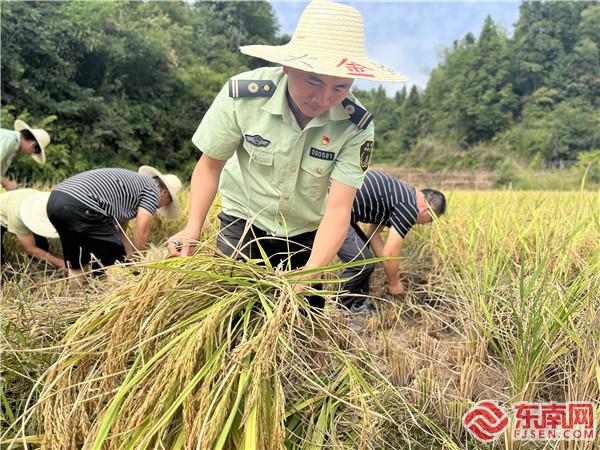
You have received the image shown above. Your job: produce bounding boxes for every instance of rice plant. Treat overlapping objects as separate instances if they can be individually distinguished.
[4,247,443,449]
[2,188,598,449]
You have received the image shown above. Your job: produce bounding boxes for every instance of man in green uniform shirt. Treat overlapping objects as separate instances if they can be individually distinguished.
[168,0,407,301]
[0,119,50,191]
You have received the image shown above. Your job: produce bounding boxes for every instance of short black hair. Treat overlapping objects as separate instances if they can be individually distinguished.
[20,129,36,142]
[422,188,446,216]
[153,176,167,190]
[20,129,41,153]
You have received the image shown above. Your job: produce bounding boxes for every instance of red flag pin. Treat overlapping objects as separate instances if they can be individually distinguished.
[322,135,330,145]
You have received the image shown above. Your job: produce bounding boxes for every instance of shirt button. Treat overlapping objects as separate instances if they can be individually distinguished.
[283,194,289,201]
[317,168,323,174]
[277,219,283,225]
[290,167,297,173]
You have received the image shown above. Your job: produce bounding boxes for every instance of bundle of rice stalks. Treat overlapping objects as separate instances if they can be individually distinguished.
[9,247,414,449]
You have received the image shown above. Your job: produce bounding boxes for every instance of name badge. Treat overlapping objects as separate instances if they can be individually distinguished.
[309,147,335,161]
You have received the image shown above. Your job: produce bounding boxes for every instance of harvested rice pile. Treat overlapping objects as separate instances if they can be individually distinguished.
[28,250,406,449]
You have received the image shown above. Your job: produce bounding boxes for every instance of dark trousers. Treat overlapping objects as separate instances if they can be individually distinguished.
[216,212,324,308]
[336,223,375,308]
[46,191,126,270]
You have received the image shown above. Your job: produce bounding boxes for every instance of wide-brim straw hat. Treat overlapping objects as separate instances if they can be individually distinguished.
[14,119,50,165]
[240,0,407,83]
[20,192,59,239]
[138,165,182,218]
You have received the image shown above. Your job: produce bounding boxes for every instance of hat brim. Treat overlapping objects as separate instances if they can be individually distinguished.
[14,119,47,164]
[138,165,181,218]
[240,44,408,83]
[20,192,59,239]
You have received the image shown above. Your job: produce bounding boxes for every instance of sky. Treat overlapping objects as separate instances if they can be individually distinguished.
[270,1,521,93]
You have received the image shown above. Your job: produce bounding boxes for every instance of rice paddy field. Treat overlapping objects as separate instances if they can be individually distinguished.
[1,187,598,449]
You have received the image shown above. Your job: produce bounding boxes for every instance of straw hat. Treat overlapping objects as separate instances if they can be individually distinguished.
[14,119,50,164]
[240,0,407,83]
[20,192,59,239]
[138,165,182,218]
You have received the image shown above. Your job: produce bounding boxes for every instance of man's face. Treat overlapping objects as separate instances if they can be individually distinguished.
[283,66,353,119]
[19,138,40,156]
[416,207,433,225]
[159,188,172,208]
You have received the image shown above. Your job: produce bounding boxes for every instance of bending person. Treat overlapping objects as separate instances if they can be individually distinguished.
[47,166,181,284]
[1,119,50,191]
[0,189,64,271]
[337,171,446,312]
[168,0,407,304]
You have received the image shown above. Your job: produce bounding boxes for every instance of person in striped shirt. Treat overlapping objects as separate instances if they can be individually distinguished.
[337,171,446,313]
[46,166,181,285]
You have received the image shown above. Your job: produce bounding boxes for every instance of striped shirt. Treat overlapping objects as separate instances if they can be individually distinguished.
[54,168,160,222]
[351,171,418,238]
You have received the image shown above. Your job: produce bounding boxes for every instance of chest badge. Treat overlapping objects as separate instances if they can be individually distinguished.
[322,135,330,145]
[309,147,335,161]
[244,134,271,147]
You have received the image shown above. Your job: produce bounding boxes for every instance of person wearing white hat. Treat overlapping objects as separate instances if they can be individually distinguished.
[0,189,65,271]
[168,0,406,304]
[46,167,182,283]
[0,119,50,191]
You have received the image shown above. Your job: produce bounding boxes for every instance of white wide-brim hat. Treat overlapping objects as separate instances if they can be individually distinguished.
[240,0,407,83]
[138,165,182,218]
[14,119,50,165]
[20,192,59,239]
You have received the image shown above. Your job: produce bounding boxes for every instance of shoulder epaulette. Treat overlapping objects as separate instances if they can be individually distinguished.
[341,98,373,130]
[229,79,276,98]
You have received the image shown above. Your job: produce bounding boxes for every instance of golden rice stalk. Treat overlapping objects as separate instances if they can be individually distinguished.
[10,248,406,449]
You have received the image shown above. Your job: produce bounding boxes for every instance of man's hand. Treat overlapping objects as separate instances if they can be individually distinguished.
[1,177,17,191]
[387,280,406,296]
[289,268,322,294]
[167,228,199,257]
[58,261,69,274]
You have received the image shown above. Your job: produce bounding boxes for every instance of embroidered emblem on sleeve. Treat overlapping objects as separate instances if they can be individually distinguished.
[359,140,373,172]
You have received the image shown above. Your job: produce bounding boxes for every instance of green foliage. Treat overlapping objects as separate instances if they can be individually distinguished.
[2,1,597,178]
[1,1,280,183]
[576,149,600,183]
[496,159,515,187]
[358,1,598,171]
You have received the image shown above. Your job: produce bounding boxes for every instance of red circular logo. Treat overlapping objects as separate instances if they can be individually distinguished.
[462,400,509,442]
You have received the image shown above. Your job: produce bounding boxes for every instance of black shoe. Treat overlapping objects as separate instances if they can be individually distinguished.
[350,300,375,316]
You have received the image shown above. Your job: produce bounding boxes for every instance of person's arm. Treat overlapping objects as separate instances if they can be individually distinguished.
[116,220,134,257]
[16,234,66,272]
[380,227,405,295]
[303,180,357,270]
[131,209,153,253]
[167,155,227,256]
[366,224,384,256]
[1,176,17,191]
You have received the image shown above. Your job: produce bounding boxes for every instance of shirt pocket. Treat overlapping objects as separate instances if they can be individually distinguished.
[249,149,274,167]
[299,158,333,198]
[242,140,275,183]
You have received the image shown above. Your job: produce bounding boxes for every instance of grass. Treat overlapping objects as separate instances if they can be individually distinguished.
[1,188,599,449]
